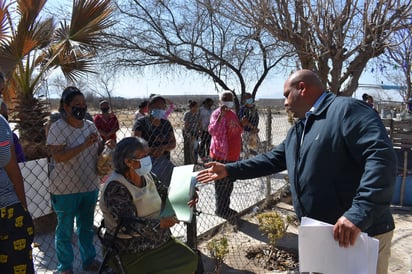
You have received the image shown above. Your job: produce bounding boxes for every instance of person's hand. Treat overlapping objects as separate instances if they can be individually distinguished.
[240,116,248,127]
[196,162,228,183]
[187,187,199,207]
[333,216,361,248]
[160,216,179,228]
[105,139,116,150]
[84,133,99,148]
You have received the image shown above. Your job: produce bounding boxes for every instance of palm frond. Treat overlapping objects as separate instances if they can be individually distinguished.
[16,0,47,26]
[0,0,10,41]
[54,0,114,53]
[33,18,55,49]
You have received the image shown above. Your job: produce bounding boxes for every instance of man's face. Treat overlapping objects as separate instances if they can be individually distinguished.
[283,79,304,119]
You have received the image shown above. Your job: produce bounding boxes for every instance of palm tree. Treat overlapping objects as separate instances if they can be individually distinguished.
[0,0,113,159]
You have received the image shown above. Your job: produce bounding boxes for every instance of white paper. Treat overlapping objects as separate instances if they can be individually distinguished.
[299,217,379,274]
[162,164,197,223]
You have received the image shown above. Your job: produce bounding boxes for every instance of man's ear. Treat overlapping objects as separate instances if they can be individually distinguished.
[298,81,305,95]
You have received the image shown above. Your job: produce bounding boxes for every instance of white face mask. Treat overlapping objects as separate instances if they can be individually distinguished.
[134,156,152,176]
[222,101,234,108]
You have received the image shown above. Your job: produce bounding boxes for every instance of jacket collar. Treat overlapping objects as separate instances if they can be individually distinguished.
[308,92,336,118]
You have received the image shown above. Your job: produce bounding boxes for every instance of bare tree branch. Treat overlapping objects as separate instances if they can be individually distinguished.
[219,0,412,95]
[103,0,292,103]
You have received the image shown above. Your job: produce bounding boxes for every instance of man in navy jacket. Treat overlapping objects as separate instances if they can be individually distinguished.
[197,69,396,274]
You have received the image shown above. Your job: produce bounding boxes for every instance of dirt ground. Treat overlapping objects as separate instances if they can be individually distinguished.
[197,203,412,274]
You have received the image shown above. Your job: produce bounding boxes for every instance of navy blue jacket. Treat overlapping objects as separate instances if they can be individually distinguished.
[226,92,396,236]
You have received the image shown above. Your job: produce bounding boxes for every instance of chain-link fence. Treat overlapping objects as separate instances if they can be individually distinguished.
[18,106,292,273]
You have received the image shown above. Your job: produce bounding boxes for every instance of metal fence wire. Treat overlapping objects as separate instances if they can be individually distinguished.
[18,106,292,273]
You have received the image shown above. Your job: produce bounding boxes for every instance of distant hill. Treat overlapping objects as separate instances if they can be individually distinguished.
[159,94,285,110]
[46,94,285,113]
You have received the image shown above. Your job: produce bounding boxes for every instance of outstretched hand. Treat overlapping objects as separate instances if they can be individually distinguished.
[196,161,228,183]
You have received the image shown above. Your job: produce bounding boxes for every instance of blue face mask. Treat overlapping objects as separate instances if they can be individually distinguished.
[151,109,166,119]
[134,156,152,176]
[245,98,254,105]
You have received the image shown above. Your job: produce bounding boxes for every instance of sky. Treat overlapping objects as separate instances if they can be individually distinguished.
[109,68,404,101]
[44,0,404,102]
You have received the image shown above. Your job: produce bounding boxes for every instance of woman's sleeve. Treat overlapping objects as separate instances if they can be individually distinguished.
[208,109,222,135]
[0,117,12,167]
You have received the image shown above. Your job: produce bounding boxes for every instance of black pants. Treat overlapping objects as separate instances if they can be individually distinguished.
[198,130,211,158]
[0,203,34,274]
[214,176,235,215]
[212,159,235,215]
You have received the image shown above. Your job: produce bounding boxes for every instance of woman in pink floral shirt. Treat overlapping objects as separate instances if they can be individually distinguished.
[208,91,244,224]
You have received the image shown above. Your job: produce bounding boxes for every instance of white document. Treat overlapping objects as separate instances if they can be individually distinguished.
[161,164,197,223]
[299,217,379,274]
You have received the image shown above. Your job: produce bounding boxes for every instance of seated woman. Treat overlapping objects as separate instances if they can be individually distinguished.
[99,136,198,273]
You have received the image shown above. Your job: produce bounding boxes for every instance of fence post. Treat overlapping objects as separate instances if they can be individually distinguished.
[264,107,272,208]
[186,207,197,249]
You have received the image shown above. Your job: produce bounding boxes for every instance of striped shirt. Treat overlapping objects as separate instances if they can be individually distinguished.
[0,115,19,208]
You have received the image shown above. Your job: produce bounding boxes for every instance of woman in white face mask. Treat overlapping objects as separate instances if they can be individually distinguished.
[99,136,198,273]
[132,95,177,186]
[208,91,246,225]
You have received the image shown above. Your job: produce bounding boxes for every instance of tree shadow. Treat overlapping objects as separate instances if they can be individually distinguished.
[237,219,268,242]
[199,251,256,274]
[237,219,298,254]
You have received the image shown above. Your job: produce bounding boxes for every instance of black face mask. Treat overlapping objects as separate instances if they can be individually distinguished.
[72,106,87,120]
[101,107,110,113]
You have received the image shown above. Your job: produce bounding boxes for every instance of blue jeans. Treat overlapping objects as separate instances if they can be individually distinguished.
[51,191,98,271]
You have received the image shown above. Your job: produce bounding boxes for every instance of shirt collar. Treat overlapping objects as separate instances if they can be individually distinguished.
[305,91,327,120]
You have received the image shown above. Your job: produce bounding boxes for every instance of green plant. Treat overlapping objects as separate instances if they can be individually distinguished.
[206,236,229,274]
[0,0,114,159]
[256,211,293,261]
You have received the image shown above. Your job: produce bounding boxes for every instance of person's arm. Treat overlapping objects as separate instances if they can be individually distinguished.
[106,115,120,137]
[163,122,176,152]
[208,108,224,136]
[5,145,28,208]
[197,142,287,183]
[113,115,120,132]
[48,133,100,163]
[165,100,174,118]
[183,112,190,136]
[335,102,397,246]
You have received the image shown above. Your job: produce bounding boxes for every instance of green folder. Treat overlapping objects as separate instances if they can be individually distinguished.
[160,164,197,223]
